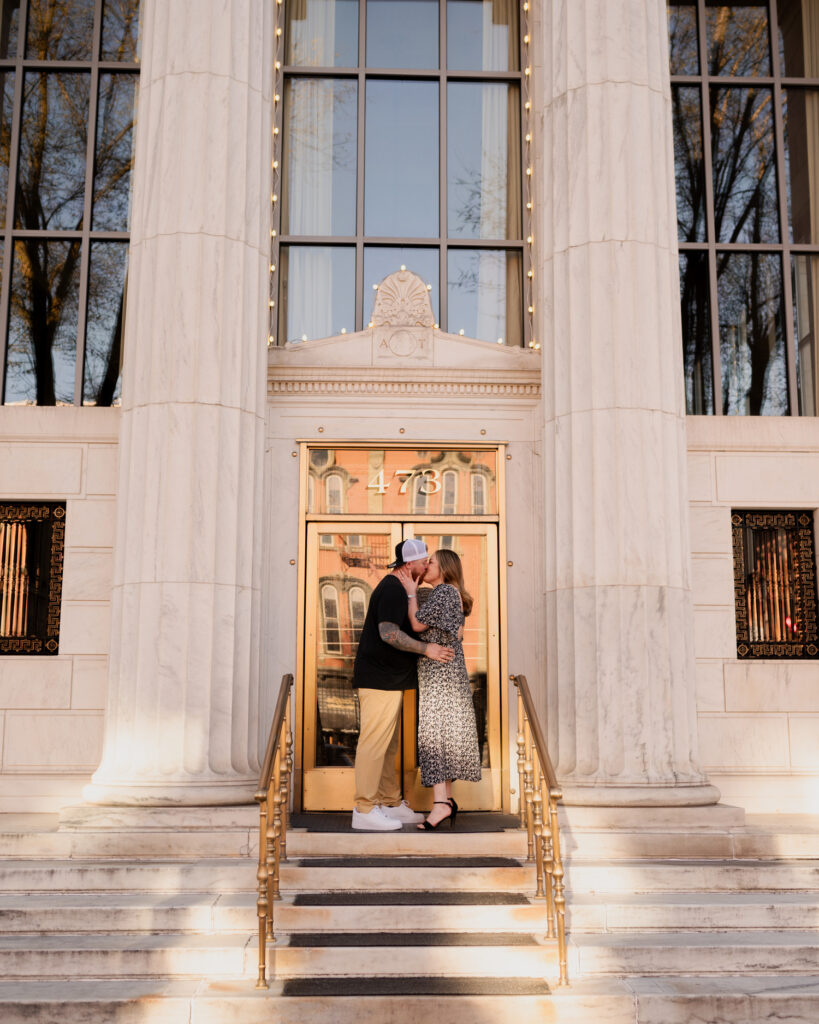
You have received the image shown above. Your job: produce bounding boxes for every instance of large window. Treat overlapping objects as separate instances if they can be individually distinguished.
[668,0,819,415]
[273,0,528,346]
[732,509,819,657]
[0,0,140,406]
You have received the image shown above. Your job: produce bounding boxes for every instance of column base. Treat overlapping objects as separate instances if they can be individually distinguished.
[558,782,721,808]
[82,776,259,807]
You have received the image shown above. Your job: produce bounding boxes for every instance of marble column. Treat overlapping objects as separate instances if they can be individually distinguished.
[84,0,272,804]
[539,0,719,805]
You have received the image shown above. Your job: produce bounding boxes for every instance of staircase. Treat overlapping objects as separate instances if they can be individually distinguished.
[0,805,818,1022]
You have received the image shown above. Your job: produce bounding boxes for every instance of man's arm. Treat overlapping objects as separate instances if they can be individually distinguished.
[379,622,428,654]
[379,622,454,662]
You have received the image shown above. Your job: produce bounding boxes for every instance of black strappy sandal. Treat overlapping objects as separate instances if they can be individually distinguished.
[447,797,458,827]
[418,801,454,830]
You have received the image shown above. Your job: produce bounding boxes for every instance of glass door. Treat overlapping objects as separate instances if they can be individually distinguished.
[402,524,501,810]
[301,521,501,811]
[303,522,402,810]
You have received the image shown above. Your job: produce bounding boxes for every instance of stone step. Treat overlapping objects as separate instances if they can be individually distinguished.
[572,930,819,976]
[3,855,819,895]
[0,932,559,981]
[568,891,819,932]
[3,888,817,936]
[0,857,536,893]
[0,976,816,1024]
[565,858,819,893]
[0,825,528,860]
[0,891,550,935]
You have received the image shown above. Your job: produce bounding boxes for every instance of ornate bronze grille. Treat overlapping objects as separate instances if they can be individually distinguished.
[0,502,65,655]
[732,511,819,659]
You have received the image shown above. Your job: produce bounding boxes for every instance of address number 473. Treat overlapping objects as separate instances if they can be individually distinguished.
[367,468,442,495]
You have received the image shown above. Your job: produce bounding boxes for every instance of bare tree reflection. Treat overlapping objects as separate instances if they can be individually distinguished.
[670,3,786,414]
[2,0,138,406]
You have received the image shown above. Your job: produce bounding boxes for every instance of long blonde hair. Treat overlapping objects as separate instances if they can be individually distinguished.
[436,549,473,617]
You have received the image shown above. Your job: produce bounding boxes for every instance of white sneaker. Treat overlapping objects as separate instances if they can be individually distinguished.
[379,800,425,824]
[351,806,402,831]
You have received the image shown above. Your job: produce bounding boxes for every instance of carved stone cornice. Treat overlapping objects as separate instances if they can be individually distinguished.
[268,367,540,398]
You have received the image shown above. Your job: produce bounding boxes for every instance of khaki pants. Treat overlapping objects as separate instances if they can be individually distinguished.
[354,688,403,813]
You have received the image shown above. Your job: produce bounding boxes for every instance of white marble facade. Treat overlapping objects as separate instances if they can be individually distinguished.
[0,0,818,813]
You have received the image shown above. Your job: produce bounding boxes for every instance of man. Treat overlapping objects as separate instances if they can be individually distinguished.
[351,538,454,831]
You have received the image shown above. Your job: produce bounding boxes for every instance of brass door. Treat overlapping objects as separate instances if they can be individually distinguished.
[301,522,501,811]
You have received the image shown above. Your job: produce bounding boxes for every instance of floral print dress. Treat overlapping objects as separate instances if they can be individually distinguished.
[416,583,482,787]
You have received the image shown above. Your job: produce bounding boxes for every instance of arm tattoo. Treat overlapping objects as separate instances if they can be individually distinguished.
[379,621,428,655]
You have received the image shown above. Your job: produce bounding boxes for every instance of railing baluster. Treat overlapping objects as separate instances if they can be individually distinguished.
[254,794,269,989]
[516,690,527,830]
[550,789,568,987]
[522,718,535,863]
[512,675,569,987]
[253,673,294,989]
[531,748,545,899]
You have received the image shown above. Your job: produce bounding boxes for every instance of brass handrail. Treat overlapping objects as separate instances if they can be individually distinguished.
[512,674,568,986]
[254,672,294,990]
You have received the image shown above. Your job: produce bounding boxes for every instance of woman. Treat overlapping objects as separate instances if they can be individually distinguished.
[397,549,481,829]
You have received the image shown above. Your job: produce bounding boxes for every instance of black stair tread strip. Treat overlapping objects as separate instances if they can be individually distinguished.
[287,931,540,947]
[282,976,552,997]
[294,892,534,906]
[296,857,521,868]
[291,812,521,834]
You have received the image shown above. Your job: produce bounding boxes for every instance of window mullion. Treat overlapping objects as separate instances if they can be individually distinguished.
[0,0,26,401]
[355,0,366,330]
[74,0,104,406]
[439,0,446,332]
[697,0,722,415]
[769,0,799,415]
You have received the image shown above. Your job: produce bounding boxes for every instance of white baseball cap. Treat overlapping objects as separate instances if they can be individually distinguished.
[387,538,429,568]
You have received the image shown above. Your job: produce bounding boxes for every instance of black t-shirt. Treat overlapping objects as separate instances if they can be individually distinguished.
[352,574,421,691]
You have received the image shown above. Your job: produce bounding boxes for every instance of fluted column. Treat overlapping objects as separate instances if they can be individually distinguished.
[84,0,272,804]
[539,0,718,805]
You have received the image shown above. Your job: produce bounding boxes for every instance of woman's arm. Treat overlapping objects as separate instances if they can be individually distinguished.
[395,566,428,632]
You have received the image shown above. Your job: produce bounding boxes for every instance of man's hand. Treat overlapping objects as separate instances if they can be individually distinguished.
[425,642,455,663]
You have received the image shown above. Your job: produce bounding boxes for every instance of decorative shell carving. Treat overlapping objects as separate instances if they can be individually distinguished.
[371,270,434,328]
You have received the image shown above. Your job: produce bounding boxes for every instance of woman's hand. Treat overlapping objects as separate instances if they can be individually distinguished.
[395,564,416,596]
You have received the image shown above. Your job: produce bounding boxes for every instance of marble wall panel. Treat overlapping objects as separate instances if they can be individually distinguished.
[788,717,819,770]
[687,454,713,502]
[62,551,114,602]
[691,555,735,607]
[0,661,71,709]
[58,604,112,657]
[716,454,819,505]
[85,446,119,496]
[695,661,725,713]
[65,499,116,548]
[724,663,819,712]
[689,506,732,555]
[70,658,108,711]
[693,607,736,660]
[2,712,104,769]
[0,446,83,495]
[709,772,819,814]
[698,714,790,769]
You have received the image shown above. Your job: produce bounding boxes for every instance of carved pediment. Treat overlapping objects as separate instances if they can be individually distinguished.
[271,266,540,397]
[371,270,435,328]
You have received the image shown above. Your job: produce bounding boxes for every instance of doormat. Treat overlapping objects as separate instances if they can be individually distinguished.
[290,811,521,833]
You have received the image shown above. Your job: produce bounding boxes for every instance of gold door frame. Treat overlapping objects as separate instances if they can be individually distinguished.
[294,442,510,813]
